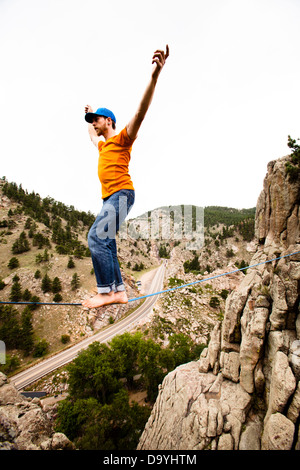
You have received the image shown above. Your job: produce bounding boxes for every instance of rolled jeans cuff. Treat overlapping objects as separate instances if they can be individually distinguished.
[97,282,125,294]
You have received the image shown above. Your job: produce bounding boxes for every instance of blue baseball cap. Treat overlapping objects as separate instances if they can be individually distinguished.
[85,107,116,124]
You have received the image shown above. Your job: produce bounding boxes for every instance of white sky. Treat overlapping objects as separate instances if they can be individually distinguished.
[0,0,299,219]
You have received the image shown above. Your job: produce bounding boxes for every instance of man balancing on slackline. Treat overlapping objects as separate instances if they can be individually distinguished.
[82,45,169,309]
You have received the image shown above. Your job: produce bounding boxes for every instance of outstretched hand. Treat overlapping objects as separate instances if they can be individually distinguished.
[152,45,169,80]
[85,104,93,114]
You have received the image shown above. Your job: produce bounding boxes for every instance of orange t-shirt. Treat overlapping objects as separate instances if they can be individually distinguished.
[97,127,135,199]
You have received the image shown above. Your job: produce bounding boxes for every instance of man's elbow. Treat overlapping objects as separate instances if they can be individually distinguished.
[91,135,100,148]
[127,113,144,140]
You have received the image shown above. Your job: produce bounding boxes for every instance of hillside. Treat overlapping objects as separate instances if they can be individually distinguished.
[0,177,256,379]
[0,177,260,451]
[129,205,256,347]
[0,179,159,371]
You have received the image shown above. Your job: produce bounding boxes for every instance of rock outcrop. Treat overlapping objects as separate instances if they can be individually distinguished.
[0,372,75,450]
[138,155,300,450]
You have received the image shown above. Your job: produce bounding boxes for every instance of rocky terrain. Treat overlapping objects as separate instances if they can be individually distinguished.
[0,178,254,373]
[141,240,255,347]
[0,180,159,367]
[138,155,300,451]
[0,178,260,449]
[0,372,74,450]
[127,206,256,347]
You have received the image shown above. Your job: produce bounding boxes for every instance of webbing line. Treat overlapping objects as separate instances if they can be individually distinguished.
[128,250,300,302]
[0,250,299,307]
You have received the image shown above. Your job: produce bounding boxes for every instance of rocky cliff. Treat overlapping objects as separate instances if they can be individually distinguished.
[138,155,300,451]
[0,372,75,450]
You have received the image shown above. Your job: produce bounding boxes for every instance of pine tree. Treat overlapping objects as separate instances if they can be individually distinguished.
[0,305,22,348]
[286,135,300,182]
[42,249,49,262]
[34,270,41,279]
[12,231,30,254]
[41,273,52,293]
[28,295,41,310]
[8,257,20,269]
[183,255,201,274]
[52,277,62,293]
[67,257,75,269]
[24,218,32,229]
[71,273,80,290]
[20,307,34,355]
[159,245,170,259]
[53,293,63,302]
[22,288,32,301]
[9,280,22,302]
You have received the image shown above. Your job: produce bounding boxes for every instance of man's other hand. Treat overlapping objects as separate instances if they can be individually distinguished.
[85,104,93,114]
[152,45,169,80]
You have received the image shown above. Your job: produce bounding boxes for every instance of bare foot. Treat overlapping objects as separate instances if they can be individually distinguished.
[82,291,128,309]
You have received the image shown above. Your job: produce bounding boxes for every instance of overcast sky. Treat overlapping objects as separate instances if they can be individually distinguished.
[1,0,299,219]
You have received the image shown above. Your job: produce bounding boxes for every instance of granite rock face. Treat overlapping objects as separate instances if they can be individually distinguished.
[0,372,74,450]
[138,155,300,451]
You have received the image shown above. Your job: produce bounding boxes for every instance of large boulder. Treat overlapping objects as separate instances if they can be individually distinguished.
[0,372,74,450]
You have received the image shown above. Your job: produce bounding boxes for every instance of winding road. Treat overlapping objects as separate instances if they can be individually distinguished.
[11,263,165,391]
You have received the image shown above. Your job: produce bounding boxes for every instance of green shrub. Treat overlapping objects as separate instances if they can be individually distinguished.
[8,257,19,269]
[61,334,70,344]
[209,296,220,308]
[285,135,300,183]
[33,339,49,357]
[53,293,63,302]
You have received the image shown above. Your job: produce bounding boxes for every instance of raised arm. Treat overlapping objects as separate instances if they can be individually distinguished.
[85,104,101,148]
[126,45,169,141]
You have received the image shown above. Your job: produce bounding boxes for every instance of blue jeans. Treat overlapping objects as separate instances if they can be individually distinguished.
[88,189,135,293]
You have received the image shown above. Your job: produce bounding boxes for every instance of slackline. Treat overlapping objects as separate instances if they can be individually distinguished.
[0,250,299,307]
